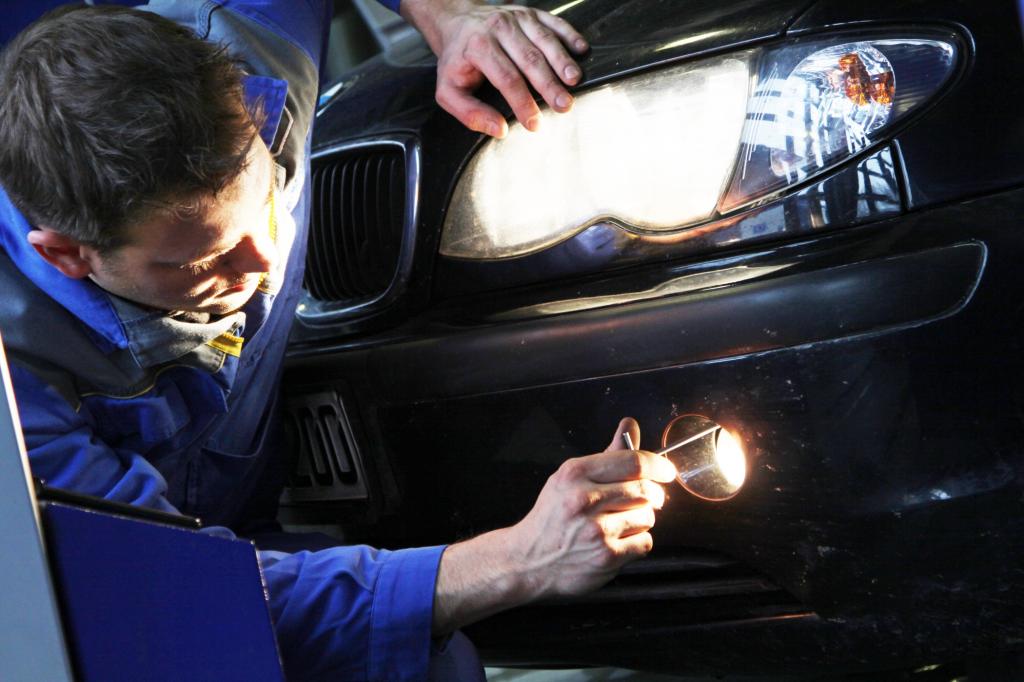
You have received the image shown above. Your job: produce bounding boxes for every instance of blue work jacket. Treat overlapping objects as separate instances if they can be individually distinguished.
[0,1,442,680]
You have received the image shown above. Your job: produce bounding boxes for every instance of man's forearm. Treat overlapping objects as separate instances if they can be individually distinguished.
[432,526,535,635]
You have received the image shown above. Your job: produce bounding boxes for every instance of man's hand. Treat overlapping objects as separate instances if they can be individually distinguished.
[506,417,677,597]
[432,418,677,634]
[400,0,589,138]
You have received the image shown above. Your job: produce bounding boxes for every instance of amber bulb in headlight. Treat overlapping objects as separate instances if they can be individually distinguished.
[720,37,955,212]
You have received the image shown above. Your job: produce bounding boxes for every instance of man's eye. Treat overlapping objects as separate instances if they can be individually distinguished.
[182,258,218,275]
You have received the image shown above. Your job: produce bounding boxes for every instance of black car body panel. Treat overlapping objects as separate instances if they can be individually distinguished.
[284,0,1024,675]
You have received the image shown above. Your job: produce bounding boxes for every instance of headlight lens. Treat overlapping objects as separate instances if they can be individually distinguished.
[442,56,751,259]
[442,35,957,261]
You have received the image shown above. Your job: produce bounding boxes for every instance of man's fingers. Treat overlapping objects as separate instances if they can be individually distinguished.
[605,417,640,453]
[602,506,657,539]
[496,21,573,114]
[435,81,508,138]
[469,39,541,130]
[575,449,677,485]
[597,479,666,511]
[534,10,589,56]
[611,531,655,561]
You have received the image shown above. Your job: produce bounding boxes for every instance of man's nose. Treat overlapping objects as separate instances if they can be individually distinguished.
[226,232,276,274]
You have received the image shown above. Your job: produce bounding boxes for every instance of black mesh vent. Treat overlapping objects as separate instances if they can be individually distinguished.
[305,146,406,302]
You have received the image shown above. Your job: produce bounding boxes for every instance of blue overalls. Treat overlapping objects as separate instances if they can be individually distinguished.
[0,1,457,679]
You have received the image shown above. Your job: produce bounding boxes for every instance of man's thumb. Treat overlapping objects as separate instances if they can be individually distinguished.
[606,417,640,452]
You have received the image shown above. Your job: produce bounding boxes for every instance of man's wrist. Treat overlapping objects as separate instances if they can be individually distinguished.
[399,0,481,54]
[432,524,538,635]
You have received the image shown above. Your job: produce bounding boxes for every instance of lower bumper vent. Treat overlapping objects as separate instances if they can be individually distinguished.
[280,390,368,504]
[466,548,810,658]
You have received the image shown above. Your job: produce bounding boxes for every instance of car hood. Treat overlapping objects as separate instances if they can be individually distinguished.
[315,0,813,147]
[535,0,812,77]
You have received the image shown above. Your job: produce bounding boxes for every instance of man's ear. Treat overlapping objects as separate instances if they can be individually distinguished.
[25,228,95,279]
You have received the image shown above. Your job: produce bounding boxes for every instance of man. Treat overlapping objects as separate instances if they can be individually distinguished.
[0,2,677,679]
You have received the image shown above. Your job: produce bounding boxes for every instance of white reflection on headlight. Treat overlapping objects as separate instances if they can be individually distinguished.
[441,56,752,260]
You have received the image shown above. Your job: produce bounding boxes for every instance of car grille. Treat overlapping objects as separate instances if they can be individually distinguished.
[304,145,406,303]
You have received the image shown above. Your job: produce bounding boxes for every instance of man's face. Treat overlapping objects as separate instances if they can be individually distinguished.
[83,140,278,316]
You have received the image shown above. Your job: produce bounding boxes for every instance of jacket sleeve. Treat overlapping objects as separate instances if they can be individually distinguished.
[261,544,446,681]
[13,362,446,680]
[10,362,179,513]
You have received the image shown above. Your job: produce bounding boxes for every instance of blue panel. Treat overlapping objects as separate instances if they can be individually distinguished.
[42,503,284,682]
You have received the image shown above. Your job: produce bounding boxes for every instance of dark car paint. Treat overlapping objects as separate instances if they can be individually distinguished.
[285,0,1024,676]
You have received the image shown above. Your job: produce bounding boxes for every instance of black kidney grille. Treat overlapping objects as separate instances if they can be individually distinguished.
[305,147,406,302]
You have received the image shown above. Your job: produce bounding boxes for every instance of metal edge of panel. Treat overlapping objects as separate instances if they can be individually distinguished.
[295,135,421,326]
[0,333,75,682]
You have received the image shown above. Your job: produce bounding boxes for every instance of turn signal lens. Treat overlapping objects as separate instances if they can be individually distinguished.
[720,38,955,212]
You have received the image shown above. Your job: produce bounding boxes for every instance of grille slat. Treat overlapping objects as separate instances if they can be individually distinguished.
[305,146,406,303]
[307,166,331,299]
[350,155,370,296]
[362,157,381,291]
[387,157,403,257]
[322,164,345,298]
[334,162,357,297]
[370,156,387,280]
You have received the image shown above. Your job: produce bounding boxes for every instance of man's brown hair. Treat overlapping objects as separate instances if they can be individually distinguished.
[0,5,260,249]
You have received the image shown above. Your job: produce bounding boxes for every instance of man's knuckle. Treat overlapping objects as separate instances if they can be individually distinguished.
[434,88,453,109]
[596,545,619,569]
[484,12,512,33]
[466,33,492,55]
[529,21,557,44]
[634,480,651,499]
[521,47,545,68]
[558,457,584,481]
[494,66,522,89]
[562,489,590,515]
[628,451,644,478]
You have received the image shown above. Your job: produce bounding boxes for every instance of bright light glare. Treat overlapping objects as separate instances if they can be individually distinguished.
[721,42,896,211]
[441,57,752,260]
[714,428,746,488]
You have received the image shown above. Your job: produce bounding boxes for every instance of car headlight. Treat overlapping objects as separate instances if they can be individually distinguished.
[441,34,957,261]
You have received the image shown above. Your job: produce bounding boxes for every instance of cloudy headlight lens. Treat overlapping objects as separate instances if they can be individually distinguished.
[441,55,752,259]
[442,35,957,261]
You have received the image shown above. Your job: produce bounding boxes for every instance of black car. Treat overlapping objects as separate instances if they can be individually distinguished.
[278,1,1024,677]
